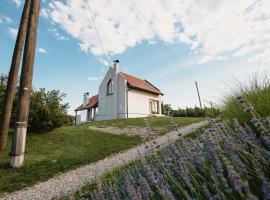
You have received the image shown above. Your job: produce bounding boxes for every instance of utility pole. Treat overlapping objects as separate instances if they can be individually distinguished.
[10,0,41,168]
[0,0,32,151]
[195,81,202,109]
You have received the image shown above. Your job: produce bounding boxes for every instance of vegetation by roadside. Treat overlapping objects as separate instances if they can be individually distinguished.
[0,126,141,194]
[222,73,270,124]
[162,104,220,118]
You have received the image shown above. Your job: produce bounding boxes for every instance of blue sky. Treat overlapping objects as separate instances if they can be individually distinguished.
[0,0,269,114]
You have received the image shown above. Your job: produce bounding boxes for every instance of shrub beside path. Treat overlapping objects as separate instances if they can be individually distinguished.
[0,121,207,200]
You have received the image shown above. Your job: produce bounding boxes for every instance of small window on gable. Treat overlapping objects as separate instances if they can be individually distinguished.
[107,79,113,95]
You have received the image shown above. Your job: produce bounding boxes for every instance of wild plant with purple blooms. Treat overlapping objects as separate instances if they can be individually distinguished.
[75,103,270,200]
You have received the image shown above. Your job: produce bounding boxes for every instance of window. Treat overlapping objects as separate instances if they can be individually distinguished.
[149,100,159,114]
[107,79,113,95]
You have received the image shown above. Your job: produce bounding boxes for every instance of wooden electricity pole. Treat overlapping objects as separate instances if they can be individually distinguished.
[0,0,32,151]
[10,0,41,168]
[195,81,202,109]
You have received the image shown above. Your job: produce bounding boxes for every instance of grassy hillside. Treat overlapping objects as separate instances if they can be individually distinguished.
[0,126,140,194]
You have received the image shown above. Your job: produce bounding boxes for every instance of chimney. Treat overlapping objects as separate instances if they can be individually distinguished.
[83,92,90,106]
[113,60,119,74]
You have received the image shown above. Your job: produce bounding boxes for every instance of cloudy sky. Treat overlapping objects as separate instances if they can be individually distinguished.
[0,0,269,114]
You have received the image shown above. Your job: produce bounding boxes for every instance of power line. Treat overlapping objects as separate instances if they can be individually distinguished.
[126,0,156,36]
[85,0,111,64]
[133,0,153,25]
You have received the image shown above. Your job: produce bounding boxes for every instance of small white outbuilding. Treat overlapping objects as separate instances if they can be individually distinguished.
[75,60,163,124]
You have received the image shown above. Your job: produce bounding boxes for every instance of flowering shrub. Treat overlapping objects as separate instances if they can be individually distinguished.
[76,101,270,200]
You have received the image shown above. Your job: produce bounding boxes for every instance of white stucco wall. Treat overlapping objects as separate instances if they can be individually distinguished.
[96,67,113,120]
[76,110,88,124]
[75,114,81,124]
[118,75,127,119]
[96,64,126,121]
[127,89,162,118]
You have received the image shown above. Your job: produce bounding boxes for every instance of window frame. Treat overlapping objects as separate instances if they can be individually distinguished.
[107,79,113,95]
[149,99,159,114]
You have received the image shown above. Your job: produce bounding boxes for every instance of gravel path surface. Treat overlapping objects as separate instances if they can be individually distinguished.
[0,121,207,200]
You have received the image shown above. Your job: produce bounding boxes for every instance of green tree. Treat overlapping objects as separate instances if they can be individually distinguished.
[162,104,173,115]
[0,76,73,133]
[28,88,73,132]
[0,75,8,118]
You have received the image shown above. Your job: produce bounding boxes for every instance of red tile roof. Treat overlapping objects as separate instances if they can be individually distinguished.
[75,95,98,111]
[74,104,84,111]
[119,72,163,95]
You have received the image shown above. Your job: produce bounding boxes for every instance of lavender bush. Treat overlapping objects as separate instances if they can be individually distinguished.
[75,100,270,200]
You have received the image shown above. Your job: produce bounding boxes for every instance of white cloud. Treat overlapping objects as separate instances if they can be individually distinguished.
[13,0,22,7]
[37,48,48,54]
[41,9,50,18]
[48,27,69,41]
[44,0,270,64]
[0,15,13,24]
[7,28,18,39]
[88,76,102,81]
[199,55,228,64]
[249,48,270,63]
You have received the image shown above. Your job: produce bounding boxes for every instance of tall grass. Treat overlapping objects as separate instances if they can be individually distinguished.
[222,73,270,124]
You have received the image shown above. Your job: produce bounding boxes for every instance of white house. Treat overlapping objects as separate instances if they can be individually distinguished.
[75,60,163,124]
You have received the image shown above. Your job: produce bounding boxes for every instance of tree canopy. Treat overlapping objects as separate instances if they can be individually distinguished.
[0,74,73,133]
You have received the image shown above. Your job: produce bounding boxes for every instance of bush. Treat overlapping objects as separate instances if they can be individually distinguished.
[0,74,73,133]
[162,104,220,118]
[222,73,270,124]
[28,89,74,132]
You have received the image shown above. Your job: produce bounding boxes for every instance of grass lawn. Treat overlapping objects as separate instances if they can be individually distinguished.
[84,117,146,128]
[173,117,205,126]
[85,117,205,132]
[0,126,141,195]
[147,117,205,134]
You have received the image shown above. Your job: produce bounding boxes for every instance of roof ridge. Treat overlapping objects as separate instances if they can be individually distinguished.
[144,79,160,91]
[120,71,144,81]
[119,71,162,95]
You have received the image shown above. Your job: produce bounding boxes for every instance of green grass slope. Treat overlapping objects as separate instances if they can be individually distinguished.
[0,126,140,194]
